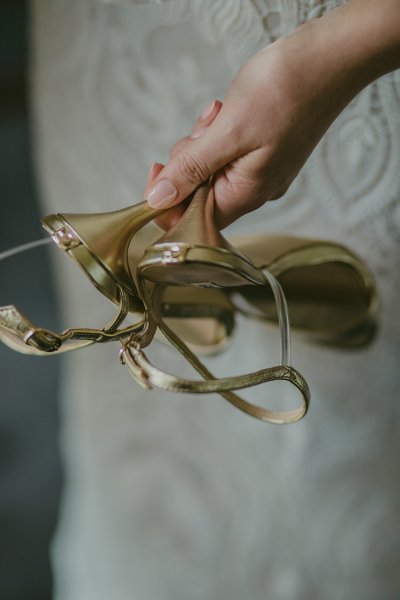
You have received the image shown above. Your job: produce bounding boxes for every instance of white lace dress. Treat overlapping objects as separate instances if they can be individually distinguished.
[32,1,400,599]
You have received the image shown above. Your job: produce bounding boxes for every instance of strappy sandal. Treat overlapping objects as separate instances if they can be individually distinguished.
[120,181,310,424]
[0,181,379,424]
[0,205,235,355]
[1,189,377,357]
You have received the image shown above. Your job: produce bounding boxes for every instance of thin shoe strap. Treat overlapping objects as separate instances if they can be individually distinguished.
[122,272,309,424]
[122,316,309,424]
[0,238,51,261]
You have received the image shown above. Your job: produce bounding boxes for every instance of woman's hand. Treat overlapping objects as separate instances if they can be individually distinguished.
[145,0,400,229]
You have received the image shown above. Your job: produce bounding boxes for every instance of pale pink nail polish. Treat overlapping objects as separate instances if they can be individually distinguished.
[200,100,216,121]
[147,178,177,208]
[147,162,157,183]
[147,161,164,183]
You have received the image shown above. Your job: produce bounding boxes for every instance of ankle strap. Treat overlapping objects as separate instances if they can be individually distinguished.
[121,271,310,424]
[121,320,309,424]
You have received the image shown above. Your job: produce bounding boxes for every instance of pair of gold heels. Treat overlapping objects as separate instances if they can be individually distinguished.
[0,181,378,424]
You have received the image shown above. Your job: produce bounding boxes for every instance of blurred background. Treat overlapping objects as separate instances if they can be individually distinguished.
[0,1,61,599]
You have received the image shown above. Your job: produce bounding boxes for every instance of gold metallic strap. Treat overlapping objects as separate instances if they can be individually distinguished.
[0,305,94,355]
[122,263,310,424]
[121,302,310,425]
[0,287,146,355]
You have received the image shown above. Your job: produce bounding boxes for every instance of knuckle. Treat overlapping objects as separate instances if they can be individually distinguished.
[177,152,209,184]
[169,137,189,159]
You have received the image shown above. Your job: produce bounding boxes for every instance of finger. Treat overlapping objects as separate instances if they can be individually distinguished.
[169,136,192,160]
[191,99,222,136]
[145,163,186,229]
[168,101,222,160]
[146,161,164,185]
[145,108,246,209]
[152,101,222,224]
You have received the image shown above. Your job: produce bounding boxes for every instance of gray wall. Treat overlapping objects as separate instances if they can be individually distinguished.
[0,2,61,599]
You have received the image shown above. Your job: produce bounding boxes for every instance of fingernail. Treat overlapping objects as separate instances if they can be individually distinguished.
[200,100,216,121]
[147,178,177,208]
[147,162,158,183]
[190,127,207,140]
[147,162,164,183]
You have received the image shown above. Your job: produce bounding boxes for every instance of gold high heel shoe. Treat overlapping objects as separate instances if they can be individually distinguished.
[0,181,379,424]
[0,204,159,355]
[121,181,310,424]
[230,235,378,347]
[1,189,377,357]
[0,204,235,355]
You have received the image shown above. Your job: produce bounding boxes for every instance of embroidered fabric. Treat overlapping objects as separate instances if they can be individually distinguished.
[31,1,400,598]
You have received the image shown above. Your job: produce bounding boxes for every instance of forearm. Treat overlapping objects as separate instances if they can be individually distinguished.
[268,0,400,137]
[311,0,400,89]
[344,0,400,75]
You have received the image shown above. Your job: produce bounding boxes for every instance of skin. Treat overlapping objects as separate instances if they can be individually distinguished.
[145,0,400,230]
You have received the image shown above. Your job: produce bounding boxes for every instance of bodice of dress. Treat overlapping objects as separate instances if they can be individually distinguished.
[31,2,400,599]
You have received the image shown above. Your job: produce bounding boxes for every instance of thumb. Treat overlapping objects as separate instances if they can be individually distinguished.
[145,116,242,209]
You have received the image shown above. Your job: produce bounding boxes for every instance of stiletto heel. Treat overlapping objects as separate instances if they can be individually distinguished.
[42,202,163,312]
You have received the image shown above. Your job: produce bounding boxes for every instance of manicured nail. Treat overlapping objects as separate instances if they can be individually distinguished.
[147,162,164,183]
[200,100,216,121]
[147,162,158,183]
[147,178,177,208]
[190,127,207,140]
